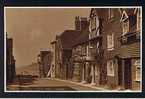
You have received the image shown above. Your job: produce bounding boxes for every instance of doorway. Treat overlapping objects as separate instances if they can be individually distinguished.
[124,58,132,89]
[118,58,132,89]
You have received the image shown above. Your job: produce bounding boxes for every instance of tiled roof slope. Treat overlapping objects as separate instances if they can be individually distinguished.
[117,42,140,58]
[58,29,89,50]
[58,30,82,50]
[72,29,89,47]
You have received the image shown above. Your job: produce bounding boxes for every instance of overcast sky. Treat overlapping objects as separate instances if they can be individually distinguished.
[5,8,90,67]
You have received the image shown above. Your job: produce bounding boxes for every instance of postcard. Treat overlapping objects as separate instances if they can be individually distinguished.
[5,7,142,93]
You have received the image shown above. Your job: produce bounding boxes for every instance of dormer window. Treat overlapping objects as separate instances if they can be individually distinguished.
[108,8,114,20]
[121,11,128,22]
[122,20,129,35]
[121,11,129,35]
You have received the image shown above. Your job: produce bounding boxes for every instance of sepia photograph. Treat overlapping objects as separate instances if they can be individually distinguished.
[5,7,142,92]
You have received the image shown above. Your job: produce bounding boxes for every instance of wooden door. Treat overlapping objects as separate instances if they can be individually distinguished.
[124,58,132,89]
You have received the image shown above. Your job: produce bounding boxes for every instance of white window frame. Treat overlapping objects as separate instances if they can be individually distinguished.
[89,16,100,39]
[96,16,99,28]
[120,10,129,35]
[122,20,129,35]
[134,59,141,82]
[107,60,115,76]
[91,17,96,30]
[96,16,100,36]
[89,19,92,33]
[107,34,114,51]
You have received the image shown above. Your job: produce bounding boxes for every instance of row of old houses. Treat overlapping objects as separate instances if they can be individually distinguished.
[39,8,141,91]
[85,8,141,90]
[50,17,89,80]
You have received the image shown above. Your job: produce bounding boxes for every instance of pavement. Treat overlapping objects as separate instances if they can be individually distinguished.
[51,78,108,91]
[7,78,138,92]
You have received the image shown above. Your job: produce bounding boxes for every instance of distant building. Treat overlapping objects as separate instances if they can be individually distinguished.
[6,35,16,84]
[50,41,57,78]
[37,51,52,78]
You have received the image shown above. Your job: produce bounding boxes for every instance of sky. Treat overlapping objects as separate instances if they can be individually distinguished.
[5,8,90,67]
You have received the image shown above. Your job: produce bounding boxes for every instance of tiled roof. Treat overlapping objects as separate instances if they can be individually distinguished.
[58,30,82,50]
[72,30,89,47]
[57,29,89,50]
[117,42,140,58]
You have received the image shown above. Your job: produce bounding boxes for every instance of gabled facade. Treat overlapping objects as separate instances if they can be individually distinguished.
[96,8,141,90]
[88,8,105,86]
[118,8,141,90]
[85,8,141,90]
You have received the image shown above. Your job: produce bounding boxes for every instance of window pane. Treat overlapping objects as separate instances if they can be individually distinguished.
[123,21,129,35]
[136,68,140,81]
[107,60,114,76]
[134,59,140,67]
[134,59,141,81]
[107,34,114,50]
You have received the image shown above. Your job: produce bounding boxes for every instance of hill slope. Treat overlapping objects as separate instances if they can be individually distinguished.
[16,63,39,76]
